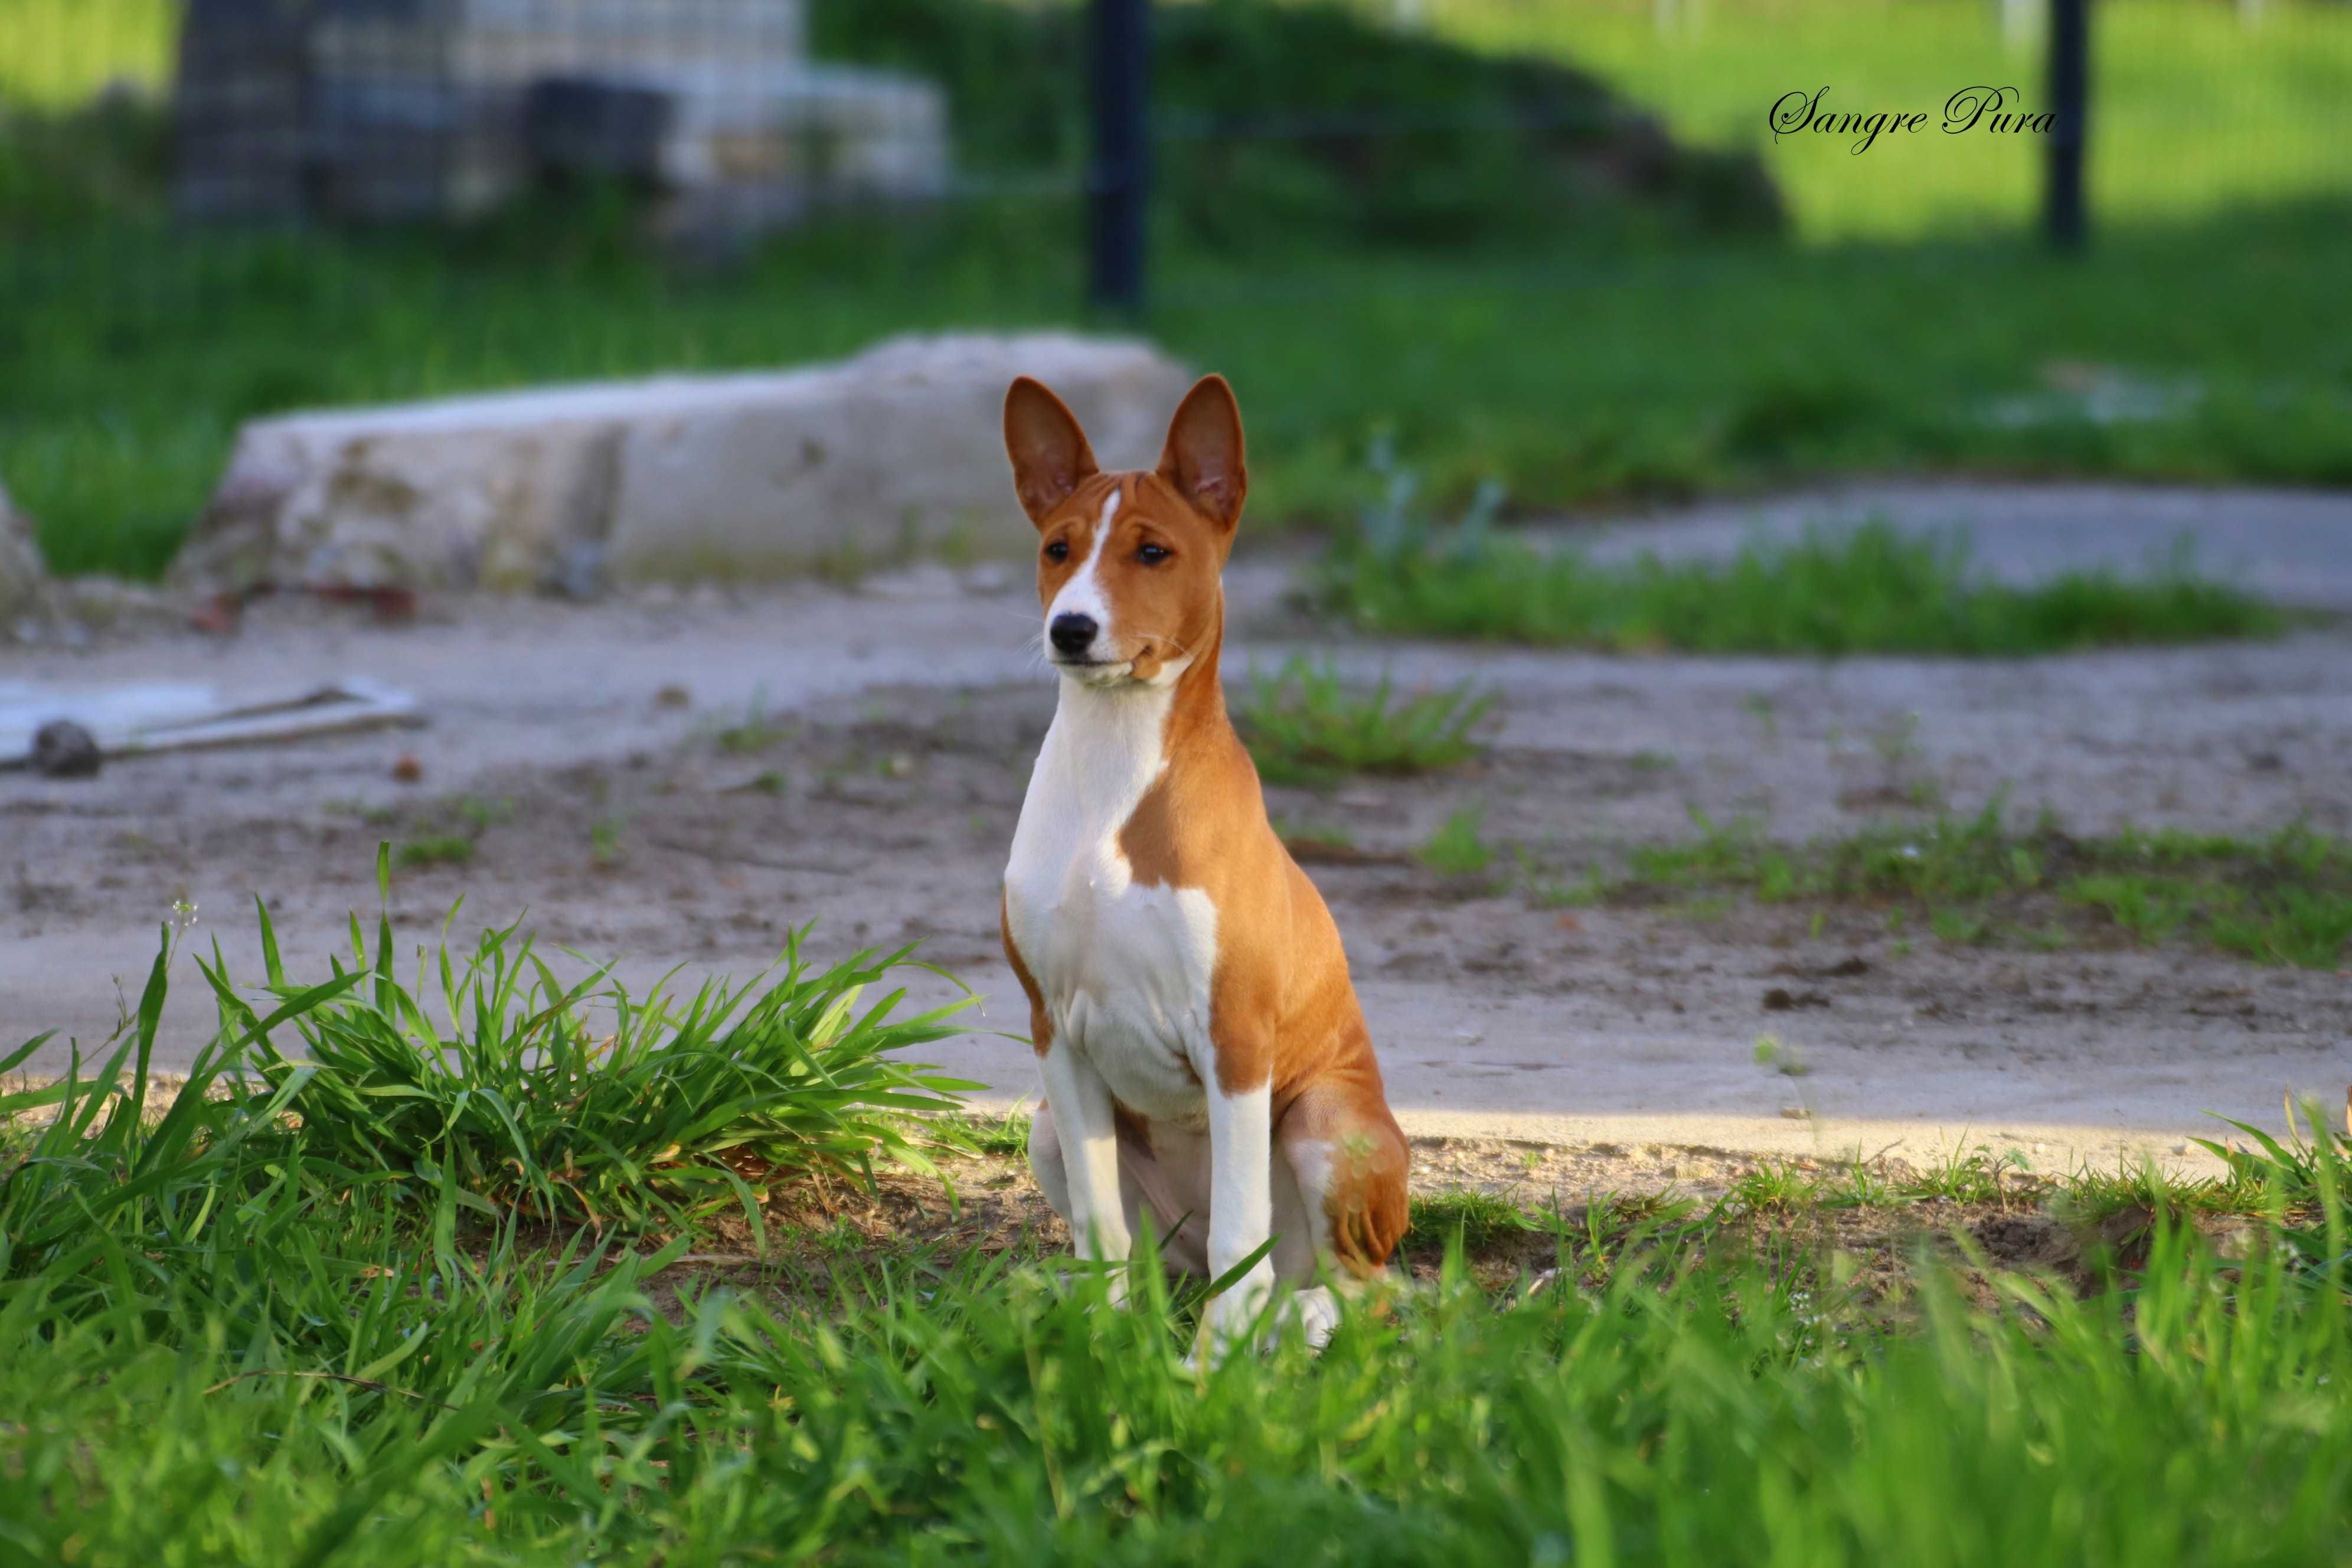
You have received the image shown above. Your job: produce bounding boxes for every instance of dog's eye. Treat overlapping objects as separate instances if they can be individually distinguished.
[1044,541,1069,563]
[1137,543,1171,565]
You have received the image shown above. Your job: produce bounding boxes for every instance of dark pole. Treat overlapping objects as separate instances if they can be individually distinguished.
[1089,0,1151,313]
[2044,0,2089,249]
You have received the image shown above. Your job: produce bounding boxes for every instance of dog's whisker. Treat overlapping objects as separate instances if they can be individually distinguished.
[1131,629,1201,662]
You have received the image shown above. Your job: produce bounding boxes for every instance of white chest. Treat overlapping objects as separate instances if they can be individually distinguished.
[1004,682,1218,1121]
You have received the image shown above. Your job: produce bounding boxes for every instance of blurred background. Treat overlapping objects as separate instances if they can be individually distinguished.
[3,0,2347,584]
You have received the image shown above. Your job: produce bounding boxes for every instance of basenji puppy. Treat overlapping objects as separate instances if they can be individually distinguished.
[998,373,1410,1354]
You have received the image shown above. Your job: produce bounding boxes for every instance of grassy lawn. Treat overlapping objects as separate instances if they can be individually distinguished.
[0,0,174,109]
[1422,0,2352,239]
[1319,516,2285,655]
[5,878,2350,1563]
[9,194,2350,581]
[2,4,2350,580]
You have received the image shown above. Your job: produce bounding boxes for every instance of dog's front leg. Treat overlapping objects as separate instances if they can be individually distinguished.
[1200,1076,1275,1360]
[1039,1040,1134,1299]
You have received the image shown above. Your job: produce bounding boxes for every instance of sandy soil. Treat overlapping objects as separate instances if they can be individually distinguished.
[5,483,2348,1186]
[662,1137,2242,1320]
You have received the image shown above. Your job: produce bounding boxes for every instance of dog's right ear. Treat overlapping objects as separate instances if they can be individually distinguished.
[1004,377,1100,526]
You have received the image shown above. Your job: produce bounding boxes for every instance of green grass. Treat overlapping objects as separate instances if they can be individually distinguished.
[9,1215,2351,1566]
[220,883,977,1234]
[821,0,1776,249]
[938,1107,1036,1159]
[2053,1100,2351,1239]
[12,13,2352,570]
[21,0,2345,241]
[1322,514,2284,656]
[2194,1097,2352,1224]
[1236,656,1493,785]
[1404,1187,1535,1251]
[1419,805,1497,877]
[8,173,2352,578]
[1587,805,2352,969]
[707,696,797,756]
[1422,0,2352,240]
[6,870,2352,1562]
[0,0,174,109]
[394,834,476,870]
[1720,1146,2037,1216]
[5,5,2351,579]
[3,851,979,1239]
[2210,886,2352,968]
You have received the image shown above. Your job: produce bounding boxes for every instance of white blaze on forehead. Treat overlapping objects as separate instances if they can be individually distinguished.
[1047,488,1123,636]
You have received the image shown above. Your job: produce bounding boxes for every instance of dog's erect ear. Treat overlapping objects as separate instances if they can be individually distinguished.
[1157,374,1247,533]
[1004,377,1100,526]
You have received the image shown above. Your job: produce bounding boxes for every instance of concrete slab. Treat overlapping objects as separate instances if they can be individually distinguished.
[170,333,1195,594]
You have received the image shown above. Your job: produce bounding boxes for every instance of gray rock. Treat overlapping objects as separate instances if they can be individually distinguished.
[32,720,103,780]
[171,332,1196,594]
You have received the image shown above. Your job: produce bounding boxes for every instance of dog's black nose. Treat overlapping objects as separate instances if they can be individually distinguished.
[1049,613,1099,656]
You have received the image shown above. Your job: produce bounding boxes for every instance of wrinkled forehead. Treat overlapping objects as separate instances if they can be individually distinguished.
[1043,472,1215,554]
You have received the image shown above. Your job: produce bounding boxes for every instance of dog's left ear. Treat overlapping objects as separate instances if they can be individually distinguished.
[1157,375,1247,534]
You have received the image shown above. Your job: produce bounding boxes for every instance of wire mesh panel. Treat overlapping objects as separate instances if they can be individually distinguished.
[166,0,947,234]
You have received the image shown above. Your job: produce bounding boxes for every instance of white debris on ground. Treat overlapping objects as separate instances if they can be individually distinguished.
[0,679,422,776]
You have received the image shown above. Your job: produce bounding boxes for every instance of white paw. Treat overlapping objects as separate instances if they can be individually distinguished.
[1285,1285,1342,1351]
[1189,1280,1341,1366]
[1051,1257,1133,1308]
[1188,1269,1269,1364]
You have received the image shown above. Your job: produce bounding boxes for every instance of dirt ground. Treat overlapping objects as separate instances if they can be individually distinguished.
[5,482,2348,1189]
[657,1136,2235,1323]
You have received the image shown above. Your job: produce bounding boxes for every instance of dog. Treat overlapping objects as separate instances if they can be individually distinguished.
[998,372,1409,1354]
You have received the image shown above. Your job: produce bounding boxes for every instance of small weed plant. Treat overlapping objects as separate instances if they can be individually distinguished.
[1419,806,1497,877]
[710,694,795,756]
[394,834,475,869]
[1237,656,1493,785]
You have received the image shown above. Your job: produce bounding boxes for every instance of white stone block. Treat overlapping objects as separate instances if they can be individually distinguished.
[172,332,1196,593]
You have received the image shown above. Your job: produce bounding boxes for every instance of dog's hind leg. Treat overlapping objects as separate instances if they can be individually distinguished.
[1029,1101,1209,1285]
[1276,1075,1411,1284]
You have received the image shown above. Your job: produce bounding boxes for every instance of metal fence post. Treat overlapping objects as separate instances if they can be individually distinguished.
[1089,0,1151,313]
[2044,0,2089,248]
